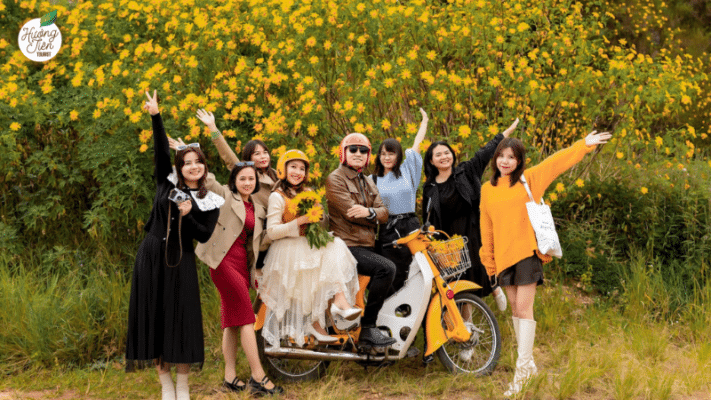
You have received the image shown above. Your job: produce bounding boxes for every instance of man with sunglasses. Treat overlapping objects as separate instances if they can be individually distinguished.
[326,133,396,348]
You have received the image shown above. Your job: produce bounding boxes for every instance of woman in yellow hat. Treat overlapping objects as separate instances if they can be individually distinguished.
[258,150,361,345]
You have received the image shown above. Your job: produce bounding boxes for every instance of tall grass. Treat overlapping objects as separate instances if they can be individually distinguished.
[0,264,129,374]
[0,257,223,376]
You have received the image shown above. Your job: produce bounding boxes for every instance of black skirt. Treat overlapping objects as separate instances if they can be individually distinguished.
[125,232,204,367]
[497,254,544,287]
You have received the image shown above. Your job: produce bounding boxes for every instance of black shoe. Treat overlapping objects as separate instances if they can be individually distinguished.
[422,354,435,365]
[359,326,396,347]
[223,377,246,392]
[248,376,284,396]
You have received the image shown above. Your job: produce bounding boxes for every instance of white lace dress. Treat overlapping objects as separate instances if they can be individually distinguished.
[258,191,359,347]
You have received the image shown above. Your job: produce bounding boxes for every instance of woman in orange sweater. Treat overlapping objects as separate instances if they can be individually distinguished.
[479,130,611,396]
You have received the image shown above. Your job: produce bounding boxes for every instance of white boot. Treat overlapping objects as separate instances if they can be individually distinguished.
[158,372,175,400]
[176,373,190,400]
[504,319,537,397]
[512,316,520,342]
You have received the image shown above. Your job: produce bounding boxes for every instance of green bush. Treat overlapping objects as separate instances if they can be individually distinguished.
[550,159,711,303]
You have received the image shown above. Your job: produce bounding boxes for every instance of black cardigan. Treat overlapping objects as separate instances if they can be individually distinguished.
[421,134,504,295]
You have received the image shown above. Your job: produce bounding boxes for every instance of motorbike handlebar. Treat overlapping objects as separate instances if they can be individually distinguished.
[390,222,436,248]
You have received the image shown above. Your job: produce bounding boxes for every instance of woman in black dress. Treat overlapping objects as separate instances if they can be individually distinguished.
[126,91,223,400]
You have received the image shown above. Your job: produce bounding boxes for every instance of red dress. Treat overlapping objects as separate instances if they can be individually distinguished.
[210,202,256,329]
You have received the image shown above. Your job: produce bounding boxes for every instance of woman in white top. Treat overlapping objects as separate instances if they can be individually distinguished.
[258,150,361,345]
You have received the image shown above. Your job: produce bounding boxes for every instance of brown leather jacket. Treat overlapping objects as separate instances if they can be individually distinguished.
[326,164,388,247]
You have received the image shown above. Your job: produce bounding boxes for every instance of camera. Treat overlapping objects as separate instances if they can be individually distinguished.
[168,189,190,204]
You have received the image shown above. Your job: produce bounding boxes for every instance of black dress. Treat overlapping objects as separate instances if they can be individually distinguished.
[422,134,504,298]
[126,114,220,367]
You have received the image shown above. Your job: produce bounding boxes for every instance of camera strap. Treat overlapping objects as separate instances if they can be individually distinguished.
[165,205,183,268]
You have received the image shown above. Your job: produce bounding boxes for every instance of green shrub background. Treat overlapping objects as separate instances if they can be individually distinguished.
[0,0,710,373]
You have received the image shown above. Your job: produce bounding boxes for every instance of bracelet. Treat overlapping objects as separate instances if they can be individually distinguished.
[210,129,222,139]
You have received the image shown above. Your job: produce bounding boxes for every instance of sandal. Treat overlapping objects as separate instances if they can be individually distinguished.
[248,376,284,396]
[223,377,246,392]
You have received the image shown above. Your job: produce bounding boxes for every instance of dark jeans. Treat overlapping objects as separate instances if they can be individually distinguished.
[381,245,412,295]
[378,214,420,294]
[349,246,396,327]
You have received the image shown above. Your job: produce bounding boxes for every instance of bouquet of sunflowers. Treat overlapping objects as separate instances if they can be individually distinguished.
[286,189,334,249]
[428,234,466,270]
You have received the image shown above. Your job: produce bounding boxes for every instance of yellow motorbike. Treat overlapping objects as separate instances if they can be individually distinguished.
[253,223,501,381]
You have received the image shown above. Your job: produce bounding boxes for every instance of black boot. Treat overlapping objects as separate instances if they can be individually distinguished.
[359,326,396,347]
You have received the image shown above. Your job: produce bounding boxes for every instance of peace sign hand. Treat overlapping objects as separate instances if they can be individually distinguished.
[144,90,159,116]
[196,109,217,131]
[584,131,612,147]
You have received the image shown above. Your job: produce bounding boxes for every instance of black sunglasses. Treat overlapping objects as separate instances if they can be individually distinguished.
[347,145,369,154]
[235,161,255,167]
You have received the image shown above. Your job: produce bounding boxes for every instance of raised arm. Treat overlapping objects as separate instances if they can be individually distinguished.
[144,90,172,183]
[410,108,429,153]
[526,131,611,200]
[203,172,228,197]
[196,108,240,171]
[459,118,519,181]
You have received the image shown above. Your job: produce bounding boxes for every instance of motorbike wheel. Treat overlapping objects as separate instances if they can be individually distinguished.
[434,291,501,375]
[253,298,330,382]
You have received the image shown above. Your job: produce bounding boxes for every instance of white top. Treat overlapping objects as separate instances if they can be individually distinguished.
[265,191,301,241]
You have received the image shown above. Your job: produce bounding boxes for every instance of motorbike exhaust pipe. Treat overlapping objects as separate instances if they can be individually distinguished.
[263,346,393,362]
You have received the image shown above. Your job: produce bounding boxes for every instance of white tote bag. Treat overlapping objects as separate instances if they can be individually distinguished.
[520,174,563,258]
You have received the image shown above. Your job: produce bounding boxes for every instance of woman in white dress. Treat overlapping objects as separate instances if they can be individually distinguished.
[258,150,361,346]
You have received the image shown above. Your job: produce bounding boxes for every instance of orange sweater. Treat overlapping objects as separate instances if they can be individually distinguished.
[479,139,596,277]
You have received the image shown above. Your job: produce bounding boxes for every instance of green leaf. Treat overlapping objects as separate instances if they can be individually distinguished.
[40,10,58,27]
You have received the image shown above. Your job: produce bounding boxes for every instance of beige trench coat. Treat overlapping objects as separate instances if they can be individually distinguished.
[195,173,267,287]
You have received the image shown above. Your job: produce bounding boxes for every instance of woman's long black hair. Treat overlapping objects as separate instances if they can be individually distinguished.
[242,139,278,181]
[374,138,404,179]
[228,164,260,195]
[489,137,526,187]
[423,141,457,182]
[175,147,208,198]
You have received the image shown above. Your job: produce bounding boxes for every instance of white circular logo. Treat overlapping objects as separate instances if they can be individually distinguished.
[18,18,62,62]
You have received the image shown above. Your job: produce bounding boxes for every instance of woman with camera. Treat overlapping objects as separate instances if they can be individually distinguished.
[126,91,223,400]
[169,109,282,396]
